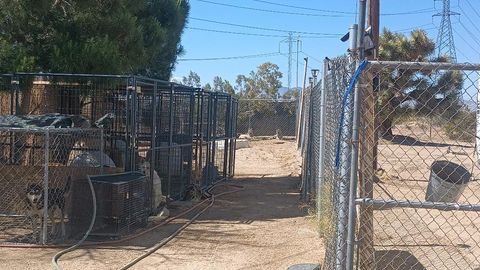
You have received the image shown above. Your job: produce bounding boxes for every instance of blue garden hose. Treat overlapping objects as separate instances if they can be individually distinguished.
[334,60,368,169]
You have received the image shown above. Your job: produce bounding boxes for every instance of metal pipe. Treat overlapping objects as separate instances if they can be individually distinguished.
[188,92,195,185]
[223,96,231,179]
[167,84,174,197]
[316,59,329,228]
[297,57,309,148]
[150,82,158,211]
[42,129,50,245]
[336,30,358,270]
[346,1,367,269]
[356,198,480,212]
[100,129,104,175]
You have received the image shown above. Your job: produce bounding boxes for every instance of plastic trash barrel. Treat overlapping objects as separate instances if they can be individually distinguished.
[425,160,471,203]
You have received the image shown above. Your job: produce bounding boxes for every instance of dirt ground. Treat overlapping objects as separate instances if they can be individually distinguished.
[370,122,480,269]
[0,139,324,270]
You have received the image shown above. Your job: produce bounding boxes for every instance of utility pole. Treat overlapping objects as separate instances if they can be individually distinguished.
[357,0,379,269]
[434,0,458,62]
[368,0,380,58]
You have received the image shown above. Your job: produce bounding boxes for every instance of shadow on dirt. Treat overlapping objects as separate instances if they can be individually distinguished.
[382,135,473,148]
[108,175,306,250]
[374,250,426,270]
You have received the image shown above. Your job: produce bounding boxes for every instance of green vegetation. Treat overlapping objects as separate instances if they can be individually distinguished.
[0,0,189,79]
[377,29,464,137]
[444,110,476,142]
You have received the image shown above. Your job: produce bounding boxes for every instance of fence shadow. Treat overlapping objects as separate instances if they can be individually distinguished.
[374,250,426,270]
[105,175,306,250]
[383,135,473,148]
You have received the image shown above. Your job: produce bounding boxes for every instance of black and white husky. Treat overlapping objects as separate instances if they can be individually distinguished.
[25,177,71,242]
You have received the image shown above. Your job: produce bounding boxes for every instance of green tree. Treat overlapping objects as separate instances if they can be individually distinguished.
[182,71,201,87]
[211,76,235,95]
[235,62,282,99]
[0,0,189,79]
[234,62,285,132]
[223,80,235,95]
[203,83,212,91]
[377,29,463,137]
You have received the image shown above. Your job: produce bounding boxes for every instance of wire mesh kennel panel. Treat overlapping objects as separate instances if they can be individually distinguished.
[140,84,195,201]
[0,128,105,245]
[4,74,132,169]
[87,172,148,238]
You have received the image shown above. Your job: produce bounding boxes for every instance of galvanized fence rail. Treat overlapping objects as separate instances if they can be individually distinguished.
[302,59,480,269]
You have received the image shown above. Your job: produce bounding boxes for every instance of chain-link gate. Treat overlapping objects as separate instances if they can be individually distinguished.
[303,58,480,269]
[354,61,480,270]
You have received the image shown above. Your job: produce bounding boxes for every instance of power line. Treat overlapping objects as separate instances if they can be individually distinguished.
[300,51,323,65]
[190,17,342,36]
[185,26,338,39]
[457,20,480,48]
[251,0,435,16]
[251,0,354,14]
[178,52,281,61]
[393,23,435,33]
[196,0,346,17]
[457,5,480,44]
[465,0,480,19]
[451,24,480,58]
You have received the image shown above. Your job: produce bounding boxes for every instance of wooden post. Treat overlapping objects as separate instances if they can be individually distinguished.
[358,0,379,269]
[358,71,376,270]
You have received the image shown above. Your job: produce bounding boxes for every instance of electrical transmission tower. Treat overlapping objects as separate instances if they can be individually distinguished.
[280,33,294,91]
[434,0,459,62]
[287,32,293,91]
[280,33,301,91]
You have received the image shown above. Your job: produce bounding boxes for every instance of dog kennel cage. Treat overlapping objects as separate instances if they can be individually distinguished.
[0,127,111,244]
[0,73,238,245]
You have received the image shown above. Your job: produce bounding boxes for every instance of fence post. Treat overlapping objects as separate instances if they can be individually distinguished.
[150,82,158,211]
[347,0,368,269]
[317,59,329,227]
[357,71,376,270]
[167,83,174,197]
[223,96,231,180]
[100,129,104,175]
[42,129,50,244]
[337,45,357,270]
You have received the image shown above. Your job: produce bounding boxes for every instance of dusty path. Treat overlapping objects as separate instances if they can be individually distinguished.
[1,139,324,269]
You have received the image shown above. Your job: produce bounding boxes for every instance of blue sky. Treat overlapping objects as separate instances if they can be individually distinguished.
[172,0,480,89]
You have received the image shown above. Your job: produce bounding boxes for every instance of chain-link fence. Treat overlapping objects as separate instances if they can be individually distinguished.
[237,99,297,138]
[0,128,111,244]
[302,58,480,269]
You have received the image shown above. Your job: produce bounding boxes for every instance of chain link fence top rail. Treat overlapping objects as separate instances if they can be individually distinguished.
[308,59,480,270]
